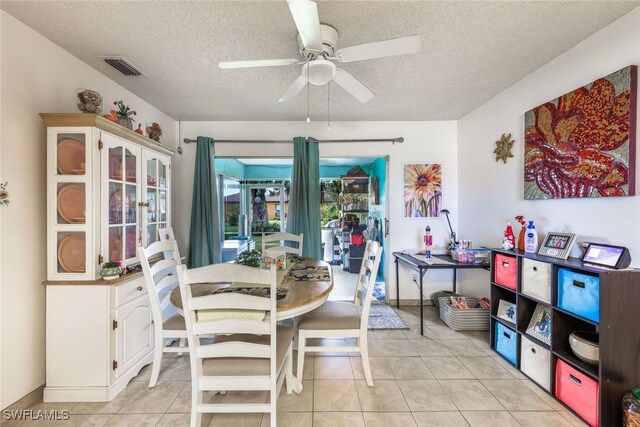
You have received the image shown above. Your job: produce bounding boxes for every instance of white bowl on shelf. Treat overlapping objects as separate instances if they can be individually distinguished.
[569,331,599,366]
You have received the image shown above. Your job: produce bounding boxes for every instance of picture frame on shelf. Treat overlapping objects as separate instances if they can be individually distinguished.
[526,303,552,345]
[497,299,516,324]
[537,232,577,259]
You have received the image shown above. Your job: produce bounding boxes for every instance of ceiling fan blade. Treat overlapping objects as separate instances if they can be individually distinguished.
[335,34,421,63]
[218,59,299,69]
[287,0,323,51]
[279,76,308,102]
[332,68,374,103]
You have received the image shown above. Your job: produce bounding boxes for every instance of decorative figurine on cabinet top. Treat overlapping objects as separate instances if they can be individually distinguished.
[113,100,137,130]
[146,122,162,142]
[103,109,118,122]
[76,89,102,114]
[134,123,144,135]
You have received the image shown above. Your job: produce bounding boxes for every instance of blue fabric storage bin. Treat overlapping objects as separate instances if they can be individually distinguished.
[557,268,600,323]
[494,320,518,365]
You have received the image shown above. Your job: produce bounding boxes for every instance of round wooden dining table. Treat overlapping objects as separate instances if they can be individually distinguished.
[169,256,334,321]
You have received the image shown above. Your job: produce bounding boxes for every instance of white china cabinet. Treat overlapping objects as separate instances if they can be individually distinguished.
[41,114,174,402]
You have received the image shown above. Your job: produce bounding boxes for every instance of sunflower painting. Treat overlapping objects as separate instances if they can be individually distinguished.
[403,163,442,218]
[524,66,637,199]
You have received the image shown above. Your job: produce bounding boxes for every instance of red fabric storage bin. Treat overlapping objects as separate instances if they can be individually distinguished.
[351,234,364,245]
[555,360,599,427]
[494,254,517,290]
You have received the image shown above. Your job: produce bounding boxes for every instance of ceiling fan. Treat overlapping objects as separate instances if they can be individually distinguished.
[218,0,421,103]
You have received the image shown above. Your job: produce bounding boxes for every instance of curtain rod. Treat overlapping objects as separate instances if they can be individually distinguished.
[183,137,404,144]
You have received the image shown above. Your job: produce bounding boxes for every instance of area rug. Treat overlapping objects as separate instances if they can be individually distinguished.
[372,281,385,301]
[368,304,409,330]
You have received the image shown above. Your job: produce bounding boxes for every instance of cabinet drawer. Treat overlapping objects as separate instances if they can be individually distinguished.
[520,336,551,391]
[555,360,599,426]
[521,259,551,303]
[557,268,600,322]
[494,254,517,290]
[116,278,148,307]
[494,320,517,366]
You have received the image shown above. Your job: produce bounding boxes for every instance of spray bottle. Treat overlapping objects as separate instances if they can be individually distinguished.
[524,220,538,253]
[424,226,432,258]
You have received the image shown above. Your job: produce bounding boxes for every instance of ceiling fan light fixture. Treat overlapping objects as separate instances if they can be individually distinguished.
[302,59,336,86]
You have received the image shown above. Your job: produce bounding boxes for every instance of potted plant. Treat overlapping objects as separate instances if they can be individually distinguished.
[101,260,122,280]
[113,100,136,130]
[236,249,262,268]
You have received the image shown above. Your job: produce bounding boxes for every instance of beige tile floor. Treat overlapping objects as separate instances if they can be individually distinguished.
[327,265,357,301]
[5,306,589,427]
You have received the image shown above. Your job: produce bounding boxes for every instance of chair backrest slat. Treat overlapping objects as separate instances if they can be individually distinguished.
[159,295,175,313]
[193,318,271,336]
[263,246,299,257]
[196,341,271,359]
[262,232,304,256]
[155,274,178,295]
[150,258,180,277]
[189,293,271,311]
[183,263,270,287]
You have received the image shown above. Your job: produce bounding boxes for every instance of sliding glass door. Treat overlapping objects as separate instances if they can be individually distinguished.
[221,176,241,241]
[244,182,287,250]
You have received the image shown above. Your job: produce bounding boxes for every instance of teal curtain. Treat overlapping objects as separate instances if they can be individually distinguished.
[188,137,221,267]
[286,137,321,259]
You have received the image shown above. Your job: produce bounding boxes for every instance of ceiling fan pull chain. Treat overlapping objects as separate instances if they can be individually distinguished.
[327,81,331,131]
[306,70,311,122]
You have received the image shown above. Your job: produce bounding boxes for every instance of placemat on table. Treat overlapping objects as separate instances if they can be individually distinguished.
[212,286,289,301]
[287,264,331,281]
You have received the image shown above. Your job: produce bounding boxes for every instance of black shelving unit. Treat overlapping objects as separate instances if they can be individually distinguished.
[490,249,640,427]
[340,174,369,272]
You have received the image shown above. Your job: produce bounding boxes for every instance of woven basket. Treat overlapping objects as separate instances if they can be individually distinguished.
[438,297,489,331]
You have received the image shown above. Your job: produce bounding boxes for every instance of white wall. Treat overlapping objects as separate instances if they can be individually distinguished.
[174,121,469,301]
[0,12,176,409]
[457,8,640,293]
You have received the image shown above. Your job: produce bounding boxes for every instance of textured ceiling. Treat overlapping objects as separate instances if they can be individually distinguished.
[2,1,638,121]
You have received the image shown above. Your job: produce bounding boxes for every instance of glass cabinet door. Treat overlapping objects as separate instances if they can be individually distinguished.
[103,135,141,265]
[51,129,90,276]
[143,151,170,246]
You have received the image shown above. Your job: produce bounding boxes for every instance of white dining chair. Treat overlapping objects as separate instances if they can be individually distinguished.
[175,247,294,427]
[262,232,304,257]
[138,240,188,387]
[158,226,186,262]
[158,225,176,243]
[295,240,383,386]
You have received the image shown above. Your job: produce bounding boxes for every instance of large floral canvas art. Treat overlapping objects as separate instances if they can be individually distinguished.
[524,66,637,199]
[403,163,442,218]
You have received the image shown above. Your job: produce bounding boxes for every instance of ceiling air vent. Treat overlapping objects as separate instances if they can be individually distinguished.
[98,56,147,77]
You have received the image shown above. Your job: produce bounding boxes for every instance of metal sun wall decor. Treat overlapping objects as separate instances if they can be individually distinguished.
[0,182,9,207]
[524,65,637,200]
[494,133,515,163]
[403,163,442,218]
